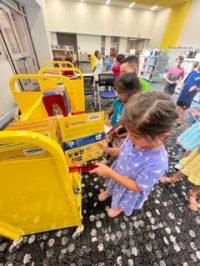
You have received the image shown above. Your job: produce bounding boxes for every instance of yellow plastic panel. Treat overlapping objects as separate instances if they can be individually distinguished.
[20,96,48,121]
[13,92,42,114]
[160,1,191,48]
[59,112,104,142]
[0,131,81,240]
[0,221,21,240]
[10,73,85,118]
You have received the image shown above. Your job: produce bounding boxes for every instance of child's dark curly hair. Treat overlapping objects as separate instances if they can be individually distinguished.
[122,91,178,138]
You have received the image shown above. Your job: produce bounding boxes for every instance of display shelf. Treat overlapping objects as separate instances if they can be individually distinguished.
[139,55,168,82]
[51,45,75,61]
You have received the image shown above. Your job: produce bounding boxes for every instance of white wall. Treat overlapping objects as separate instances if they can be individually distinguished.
[51,32,58,45]
[0,60,16,113]
[149,8,171,49]
[179,0,200,48]
[105,36,111,56]
[77,34,101,54]
[118,38,127,54]
[22,0,52,67]
[45,0,156,39]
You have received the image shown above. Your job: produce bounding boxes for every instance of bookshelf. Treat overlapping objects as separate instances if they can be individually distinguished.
[51,45,76,61]
[139,55,168,82]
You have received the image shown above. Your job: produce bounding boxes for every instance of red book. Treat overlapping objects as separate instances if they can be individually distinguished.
[42,94,68,116]
[69,164,98,173]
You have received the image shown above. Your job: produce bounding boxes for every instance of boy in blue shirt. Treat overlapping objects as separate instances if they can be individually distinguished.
[177,62,200,125]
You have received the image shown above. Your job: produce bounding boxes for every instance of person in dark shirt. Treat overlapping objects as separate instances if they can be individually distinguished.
[176,62,200,125]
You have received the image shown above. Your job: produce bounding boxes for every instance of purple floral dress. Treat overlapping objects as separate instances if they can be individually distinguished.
[106,138,168,216]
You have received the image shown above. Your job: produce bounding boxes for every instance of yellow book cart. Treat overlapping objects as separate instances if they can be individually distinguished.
[0,73,104,241]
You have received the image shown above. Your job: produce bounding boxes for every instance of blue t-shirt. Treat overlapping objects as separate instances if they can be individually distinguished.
[110,99,124,126]
[106,59,113,71]
[178,70,200,105]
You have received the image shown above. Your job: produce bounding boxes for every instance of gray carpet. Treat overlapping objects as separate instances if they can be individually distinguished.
[1,86,200,266]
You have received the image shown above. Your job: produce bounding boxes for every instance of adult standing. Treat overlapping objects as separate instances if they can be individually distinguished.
[176,62,200,125]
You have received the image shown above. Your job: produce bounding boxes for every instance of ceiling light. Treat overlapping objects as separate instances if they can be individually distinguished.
[106,0,110,5]
[129,2,135,8]
[150,5,158,11]
[81,0,84,2]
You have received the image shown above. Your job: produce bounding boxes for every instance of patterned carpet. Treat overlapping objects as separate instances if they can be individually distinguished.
[0,96,200,266]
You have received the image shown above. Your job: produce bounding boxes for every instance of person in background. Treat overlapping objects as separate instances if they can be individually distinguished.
[91,92,178,217]
[111,54,125,77]
[176,62,200,125]
[105,73,141,127]
[106,53,116,72]
[192,61,199,70]
[94,50,103,75]
[164,56,185,95]
[161,144,200,211]
[90,51,97,71]
[120,55,151,91]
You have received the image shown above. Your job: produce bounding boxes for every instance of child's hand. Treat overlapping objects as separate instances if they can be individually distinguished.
[104,120,111,127]
[99,140,109,151]
[189,85,196,92]
[90,163,114,177]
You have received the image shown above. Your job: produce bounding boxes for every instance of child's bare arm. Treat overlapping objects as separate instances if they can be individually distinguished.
[90,163,141,192]
[105,105,114,126]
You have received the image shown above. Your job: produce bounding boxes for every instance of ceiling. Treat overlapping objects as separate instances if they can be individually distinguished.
[76,0,190,11]
[125,0,190,7]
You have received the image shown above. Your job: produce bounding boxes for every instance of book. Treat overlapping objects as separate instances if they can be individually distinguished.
[42,94,68,117]
[44,89,70,113]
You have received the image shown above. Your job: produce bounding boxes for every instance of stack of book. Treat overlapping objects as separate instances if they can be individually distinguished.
[1,117,61,161]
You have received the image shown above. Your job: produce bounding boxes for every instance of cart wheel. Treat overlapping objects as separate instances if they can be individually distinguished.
[9,237,24,253]
[72,225,84,239]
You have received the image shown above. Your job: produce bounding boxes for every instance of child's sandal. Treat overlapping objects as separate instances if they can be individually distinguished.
[188,192,200,211]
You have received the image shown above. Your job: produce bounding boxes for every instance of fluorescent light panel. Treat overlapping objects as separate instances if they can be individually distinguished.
[106,0,110,5]
[151,5,158,11]
[129,2,135,8]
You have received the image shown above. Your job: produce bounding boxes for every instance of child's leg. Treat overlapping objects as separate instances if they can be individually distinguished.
[160,170,184,183]
[98,191,110,201]
[176,106,187,125]
[98,178,116,201]
[188,185,200,211]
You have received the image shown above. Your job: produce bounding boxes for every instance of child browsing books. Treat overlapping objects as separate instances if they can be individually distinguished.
[91,92,178,217]
[104,73,141,127]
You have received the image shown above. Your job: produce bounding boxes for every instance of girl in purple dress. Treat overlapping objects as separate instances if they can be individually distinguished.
[91,92,178,217]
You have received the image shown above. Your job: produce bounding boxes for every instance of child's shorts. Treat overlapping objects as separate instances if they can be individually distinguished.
[177,100,191,109]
